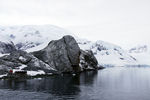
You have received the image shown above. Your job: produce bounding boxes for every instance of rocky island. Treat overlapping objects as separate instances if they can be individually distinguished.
[0,35,101,78]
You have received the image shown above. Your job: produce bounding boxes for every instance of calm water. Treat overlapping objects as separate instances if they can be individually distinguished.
[0,67,150,100]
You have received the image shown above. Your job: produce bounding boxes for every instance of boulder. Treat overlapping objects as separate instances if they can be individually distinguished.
[32,35,81,73]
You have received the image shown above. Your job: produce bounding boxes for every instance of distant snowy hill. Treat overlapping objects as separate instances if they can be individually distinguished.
[78,40,137,67]
[129,45,148,53]
[0,25,75,50]
[128,45,150,65]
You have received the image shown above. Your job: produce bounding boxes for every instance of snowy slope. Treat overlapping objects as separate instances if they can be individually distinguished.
[0,25,76,50]
[129,45,150,65]
[78,40,137,66]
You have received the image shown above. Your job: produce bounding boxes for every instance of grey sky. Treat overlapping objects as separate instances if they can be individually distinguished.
[0,0,150,48]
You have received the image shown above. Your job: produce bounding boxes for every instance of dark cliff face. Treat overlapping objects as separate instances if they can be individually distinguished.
[0,41,16,54]
[32,35,81,73]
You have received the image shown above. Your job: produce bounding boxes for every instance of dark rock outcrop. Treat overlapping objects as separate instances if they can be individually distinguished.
[0,50,56,75]
[79,50,98,71]
[32,35,81,73]
[0,41,16,54]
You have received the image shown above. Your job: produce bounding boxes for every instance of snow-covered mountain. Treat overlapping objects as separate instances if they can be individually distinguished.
[1,25,146,67]
[78,40,137,67]
[0,25,75,50]
[128,45,150,65]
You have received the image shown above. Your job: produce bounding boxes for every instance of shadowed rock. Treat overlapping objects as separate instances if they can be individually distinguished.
[32,35,81,73]
[79,50,98,71]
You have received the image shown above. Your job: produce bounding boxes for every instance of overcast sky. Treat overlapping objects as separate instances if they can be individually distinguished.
[0,0,150,48]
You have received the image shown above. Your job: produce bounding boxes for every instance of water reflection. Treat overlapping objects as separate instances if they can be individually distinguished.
[0,67,150,100]
[79,71,98,85]
[0,71,98,96]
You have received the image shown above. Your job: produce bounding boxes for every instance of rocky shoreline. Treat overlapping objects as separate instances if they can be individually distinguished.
[0,35,103,79]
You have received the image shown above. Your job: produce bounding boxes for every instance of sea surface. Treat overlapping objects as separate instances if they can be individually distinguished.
[0,66,150,100]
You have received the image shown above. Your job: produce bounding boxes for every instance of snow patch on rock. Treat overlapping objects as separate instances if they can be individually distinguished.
[27,70,45,76]
[13,65,27,73]
[0,74,7,78]
[0,53,10,57]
